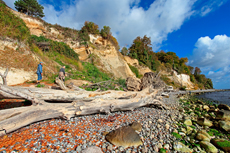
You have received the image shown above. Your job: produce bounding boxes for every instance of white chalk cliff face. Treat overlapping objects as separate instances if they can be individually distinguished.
[0,67,36,85]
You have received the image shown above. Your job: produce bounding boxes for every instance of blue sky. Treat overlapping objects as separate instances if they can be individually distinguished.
[5,0,230,89]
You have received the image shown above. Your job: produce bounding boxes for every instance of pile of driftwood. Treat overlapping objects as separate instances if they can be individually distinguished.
[0,69,168,136]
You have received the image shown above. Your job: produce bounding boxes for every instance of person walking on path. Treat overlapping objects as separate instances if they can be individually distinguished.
[36,62,43,84]
[59,66,66,82]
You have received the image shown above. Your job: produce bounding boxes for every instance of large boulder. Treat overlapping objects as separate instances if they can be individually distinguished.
[105,126,143,148]
[126,77,141,91]
[211,139,230,152]
[199,141,218,153]
[219,120,230,132]
[216,110,230,121]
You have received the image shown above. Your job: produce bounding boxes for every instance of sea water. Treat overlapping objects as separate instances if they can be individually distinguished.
[197,90,230,106]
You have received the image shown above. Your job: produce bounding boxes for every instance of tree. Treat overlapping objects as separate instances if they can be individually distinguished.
[82,21,100,35]
[100,26,111,39]
[14,0,45,18]
[121,47,128,56]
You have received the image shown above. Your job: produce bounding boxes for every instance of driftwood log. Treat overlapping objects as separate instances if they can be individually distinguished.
[0,69,168,136]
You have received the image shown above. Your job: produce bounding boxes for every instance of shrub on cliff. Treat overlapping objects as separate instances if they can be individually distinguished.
[0,2,30,41]
[29,35,79,60]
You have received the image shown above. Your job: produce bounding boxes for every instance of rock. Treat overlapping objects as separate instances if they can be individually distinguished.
[211,139,230,152]
[126,77,141,91]
[203,105,210,111]
[158,119,163,123]
[196,130,211,141]
[82,146,103,153]
[216,110,230,121]
[184,119,193,126]
[219,120,230,132]
[165,124,170,130]
[186,126,193,135]
[218,104,230,110]
[173,141,193,152]
[197,118,213,127]
[105,126,143,148]
[130,122,142,132]
[199,141,218,153]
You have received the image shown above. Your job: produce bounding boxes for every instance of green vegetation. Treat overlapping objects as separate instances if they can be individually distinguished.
[14,0,44,18]
[216,140,230,147]
[0,2,30,41]
[36,84,44,87]
[128,64,141,78]
[172,132,182,139]
[159,148,166,153]
[29,35,79,60]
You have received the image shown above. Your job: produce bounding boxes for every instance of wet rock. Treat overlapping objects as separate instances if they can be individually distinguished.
[203,105,210,111]
[219,120,230,132]
[216,110,230,121]
[184,119,192,126]
[199,141,218,153]
[197,118,213,127]
[105,126,143,148]
[196,130,211,141]
[173,141,193,152]
[82,146,103,153]
[211,139,230,152]
[218,104,230,110]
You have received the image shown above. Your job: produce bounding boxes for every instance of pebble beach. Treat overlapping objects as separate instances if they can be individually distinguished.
[0,94,181,153]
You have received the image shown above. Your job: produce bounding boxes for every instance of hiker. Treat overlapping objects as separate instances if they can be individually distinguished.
[59,66,67,82]
[36,62,43,84]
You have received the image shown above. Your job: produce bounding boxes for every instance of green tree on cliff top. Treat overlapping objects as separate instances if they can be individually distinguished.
[14,0,44,18]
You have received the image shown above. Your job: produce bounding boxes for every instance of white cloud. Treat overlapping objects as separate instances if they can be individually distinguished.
[4,0,226,50]
[189,35,230,89]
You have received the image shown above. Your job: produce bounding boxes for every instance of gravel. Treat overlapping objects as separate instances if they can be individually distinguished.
[0,94,181,153]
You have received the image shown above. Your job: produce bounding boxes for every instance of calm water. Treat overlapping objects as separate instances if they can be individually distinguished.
[197,90,230,106]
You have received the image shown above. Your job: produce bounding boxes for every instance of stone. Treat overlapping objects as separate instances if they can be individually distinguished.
[186,126,193,135]
[158,119,163,123]
[165,124,170,130]
[126,77,141,91]
[82,146,103,153]
[216,110,230,121]
[105,126,143,148]
[219,120,230,132]
[218,104,230,110]
[130,122,142,132]
[184,119,192,126]
[173,141,193,152]
[203,105,210,111]
[199,141,218,153]
[196,130,211,141]
[211,139,230,152]
[197,118,213,127]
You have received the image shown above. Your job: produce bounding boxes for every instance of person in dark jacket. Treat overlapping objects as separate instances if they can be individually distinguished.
[59,66,66,82]
[36,62,43,84]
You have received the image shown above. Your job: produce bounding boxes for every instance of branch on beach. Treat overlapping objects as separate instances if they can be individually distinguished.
[0,68,9,86]
[0,84,168,136]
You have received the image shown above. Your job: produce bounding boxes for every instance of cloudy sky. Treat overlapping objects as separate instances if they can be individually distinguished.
[5,0,230,89]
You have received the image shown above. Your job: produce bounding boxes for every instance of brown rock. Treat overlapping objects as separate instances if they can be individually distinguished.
[105,126,143,148]
[218,104,230,110]
[130,122,142,132]
[126,77,141,91]
[211,139,230,152]
[216,110,230,121]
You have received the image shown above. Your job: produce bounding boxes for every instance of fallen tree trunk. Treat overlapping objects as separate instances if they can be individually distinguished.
[0,84,167,136]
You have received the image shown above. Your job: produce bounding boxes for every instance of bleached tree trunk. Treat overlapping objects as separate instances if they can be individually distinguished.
[0,70,168,136]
